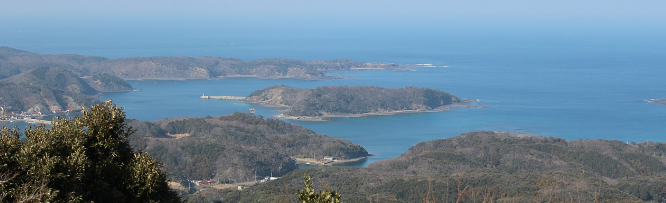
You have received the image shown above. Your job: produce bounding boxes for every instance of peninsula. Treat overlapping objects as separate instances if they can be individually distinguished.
[0,46,411,115]
[233,131,666,202]
[127,112,369,182]
[204,85,483,120]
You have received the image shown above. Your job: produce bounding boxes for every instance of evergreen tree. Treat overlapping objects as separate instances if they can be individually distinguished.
[0,101,180,202]
[297,174,341,203]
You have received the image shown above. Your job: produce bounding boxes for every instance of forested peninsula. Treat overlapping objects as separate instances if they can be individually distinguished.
[201,131,666,202]
[237,85,480,120]
[0,46,408,113]
[127,112,368,184]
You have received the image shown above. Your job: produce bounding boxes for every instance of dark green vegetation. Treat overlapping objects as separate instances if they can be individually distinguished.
[245,85,461,117]
[0,46,406,112]
[127,112,368,183]
[197,132,666,202]
[0,101,179,202]
[298,174,341,203]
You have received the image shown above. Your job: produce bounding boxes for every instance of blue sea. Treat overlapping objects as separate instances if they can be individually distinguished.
[3,24,666,167]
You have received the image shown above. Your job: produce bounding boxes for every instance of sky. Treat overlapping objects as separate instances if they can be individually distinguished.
[2,1,665,28]
[1,0,665,59]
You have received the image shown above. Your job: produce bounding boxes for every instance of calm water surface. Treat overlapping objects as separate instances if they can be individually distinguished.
[4,25,666,167]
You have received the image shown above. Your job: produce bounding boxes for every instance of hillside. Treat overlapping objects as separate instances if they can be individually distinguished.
[0,67,135,112]
[200,131,666,202]
[84,73,134,92]
[126,112,369,183]
[245,85,469,119]
[0,67,101,112]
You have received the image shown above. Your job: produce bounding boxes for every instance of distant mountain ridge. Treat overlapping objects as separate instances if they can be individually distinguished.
[0,46,409,81]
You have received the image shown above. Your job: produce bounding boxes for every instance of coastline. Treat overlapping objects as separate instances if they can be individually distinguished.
[1,118,53,125]
[274,100,485,121]
[293,155,371,166]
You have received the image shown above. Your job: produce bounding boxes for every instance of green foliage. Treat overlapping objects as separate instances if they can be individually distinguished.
[298,174,341,203]
[240,132,666,202]
[0,101,180,202]
[130,112,368,182]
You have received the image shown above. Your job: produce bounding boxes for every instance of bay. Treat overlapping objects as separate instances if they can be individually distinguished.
[4,23,666,167]
[100,61,666,166]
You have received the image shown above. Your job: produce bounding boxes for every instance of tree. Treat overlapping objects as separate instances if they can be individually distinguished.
[0,101,180,202]
[297,174,341,203]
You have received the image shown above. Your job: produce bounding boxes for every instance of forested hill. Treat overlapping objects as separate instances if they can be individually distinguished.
[0,67,130,112]
[222,131,666,202]
[0,46,408,81]
[245,85,463,118]
[126,112,368,183]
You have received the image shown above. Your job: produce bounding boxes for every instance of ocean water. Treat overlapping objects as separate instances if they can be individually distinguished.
[3,24,666,167]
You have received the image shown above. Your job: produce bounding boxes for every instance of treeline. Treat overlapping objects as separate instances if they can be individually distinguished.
[209,131,666,202]
[127,112,368,183]
[246,85,460,117]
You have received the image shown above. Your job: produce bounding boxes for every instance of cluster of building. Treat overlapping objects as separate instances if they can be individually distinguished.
[0,108,79,122]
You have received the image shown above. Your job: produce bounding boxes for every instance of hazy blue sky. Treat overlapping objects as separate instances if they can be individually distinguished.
[1,0,665,59]
[2,1,665,27]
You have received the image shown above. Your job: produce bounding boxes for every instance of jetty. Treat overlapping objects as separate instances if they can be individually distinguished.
[200,94,246,101]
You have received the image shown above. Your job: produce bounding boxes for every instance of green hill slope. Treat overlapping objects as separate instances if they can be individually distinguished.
[127,113,369,183]
[220,131,666,202]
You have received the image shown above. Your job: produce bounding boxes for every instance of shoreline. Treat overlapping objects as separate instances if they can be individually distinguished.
[1,118,53,125]
[274,100,485,121]
[293,155,371,166]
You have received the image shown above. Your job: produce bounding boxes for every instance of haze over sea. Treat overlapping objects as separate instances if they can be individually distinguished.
[2,1,666,166]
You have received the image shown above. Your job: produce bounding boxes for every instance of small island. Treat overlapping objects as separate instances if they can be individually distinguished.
[203,85,483,120]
